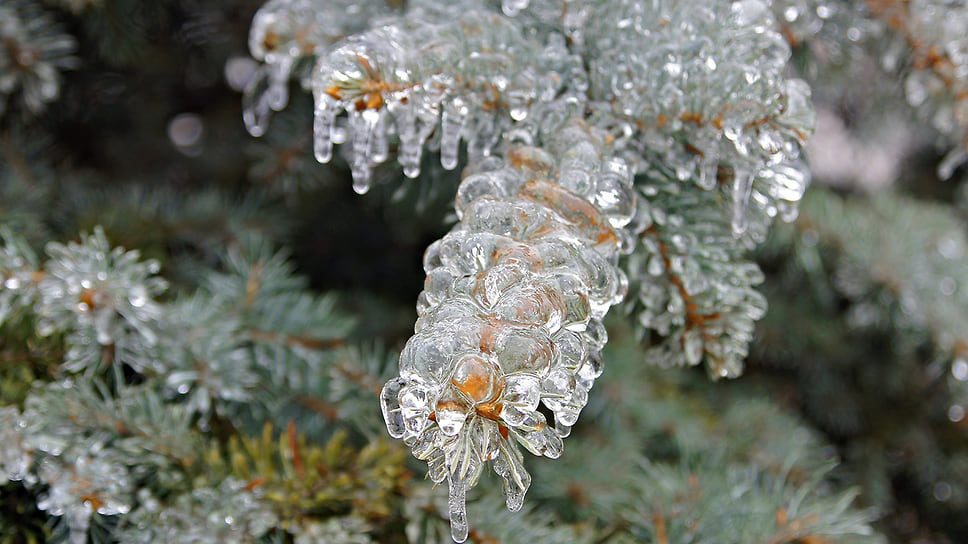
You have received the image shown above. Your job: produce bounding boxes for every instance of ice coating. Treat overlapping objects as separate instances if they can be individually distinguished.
[584,0,815,240]
[310,9,572,193]
[380,121,635,542]
[244,0,396,137]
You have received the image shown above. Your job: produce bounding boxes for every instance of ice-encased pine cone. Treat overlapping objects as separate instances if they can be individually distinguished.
[380,121,637,542]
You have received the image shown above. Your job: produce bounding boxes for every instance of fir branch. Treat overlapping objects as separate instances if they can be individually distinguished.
[793,188,968,358]
[624,170,768,378]
[246,328,345,351]
[307,3,582,191]
[199,423,409,539]
[0,0,77,117]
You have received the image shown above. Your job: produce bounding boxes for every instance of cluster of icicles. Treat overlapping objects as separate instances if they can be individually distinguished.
[380,121,637,542]
[242,0,395,139]
[244,0,569,195]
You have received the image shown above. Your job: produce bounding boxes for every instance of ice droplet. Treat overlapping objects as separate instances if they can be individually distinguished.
[441,98,469,170]
[242,67,272,137]
[683,326,704,365]
[502,0,529,17]
[403,163,421,179]
[381,377,407,438]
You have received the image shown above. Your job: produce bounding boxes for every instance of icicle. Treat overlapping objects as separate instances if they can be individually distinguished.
[348,109,381,194]
[730,168,755,235]
[266,55,294,111]
[495,439,531,511]
[441,98,469,170]
[938,147,968,180]
[351,160,372,194]
[369,110,390,163]
[242,67,272,137]
[696,153,719,190]
[396,105,424,178]
[313,93,339,163]
[447,472,469,543]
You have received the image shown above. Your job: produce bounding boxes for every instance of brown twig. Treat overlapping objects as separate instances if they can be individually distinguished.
[246,329,345,351]
[641,225,724,371]
[333,357,384,396]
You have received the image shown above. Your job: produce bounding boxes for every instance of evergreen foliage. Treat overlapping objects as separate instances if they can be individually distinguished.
[1,0,967,543]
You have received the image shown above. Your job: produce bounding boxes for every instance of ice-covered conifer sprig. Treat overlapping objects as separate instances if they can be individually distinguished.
[0,226,168,376]
[163,238,353,421]
[863,0,968,179]
[769,0,873,64]
[309,5,576,193]
[623,166,780,378]
[0,0,77,117]
[33,227,168,375]
[380,120,637,542]
[585,0,816,236]
[2,382,201,543]
[626,456,883,543]
[793,188,968,375]
[0,226,41,327]
[771,0,968,179]
[243,0,400,137]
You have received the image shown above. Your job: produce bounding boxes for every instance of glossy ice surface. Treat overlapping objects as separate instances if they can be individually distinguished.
[380,122,636,542]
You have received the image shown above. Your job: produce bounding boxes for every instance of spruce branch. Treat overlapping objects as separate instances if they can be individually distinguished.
[792,188,968,359]
[0,0,77,117]
[378,120,637,540]
[624,170,769,378]
[305,3,582,192]
[863,0,968,177]
[243,0,401,137]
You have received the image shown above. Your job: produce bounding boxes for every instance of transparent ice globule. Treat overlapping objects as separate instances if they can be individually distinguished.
[380,121,637,542]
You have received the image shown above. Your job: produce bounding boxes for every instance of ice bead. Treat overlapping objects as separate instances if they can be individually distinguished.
[380,377,408,439]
